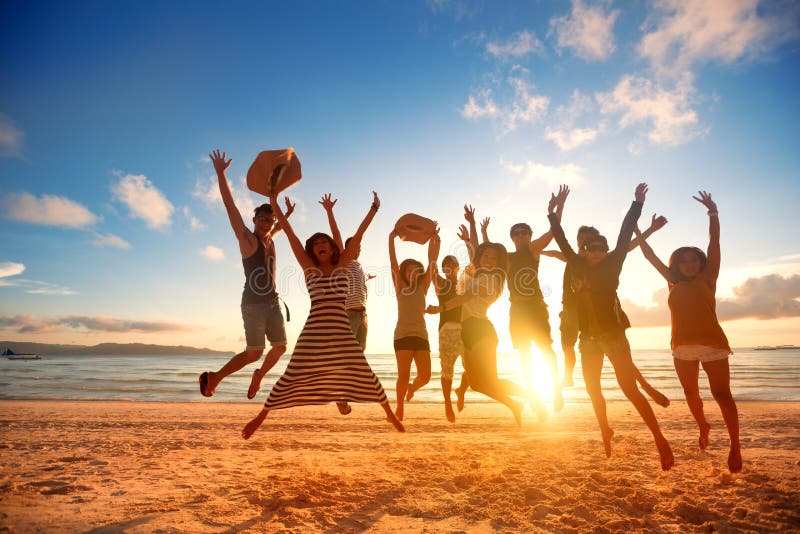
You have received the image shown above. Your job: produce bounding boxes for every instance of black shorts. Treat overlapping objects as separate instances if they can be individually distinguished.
[509,299,552,349]
[559,303,579,347]
[461,317,498,350]
[394,336,430,352]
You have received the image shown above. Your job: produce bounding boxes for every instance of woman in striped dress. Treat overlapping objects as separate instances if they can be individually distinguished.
[242,187,405,439]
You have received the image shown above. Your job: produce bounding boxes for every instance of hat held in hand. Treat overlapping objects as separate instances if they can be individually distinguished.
[395,213,436,244]
[247,148,302,196]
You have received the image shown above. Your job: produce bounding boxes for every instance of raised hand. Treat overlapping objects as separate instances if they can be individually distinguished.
[557,184,570,205]
[366,273,377,281]
[209,149,232,175]
[457,224,470,242]
[463,204,476,224]
[548,192,559,214]
[319,193,337,212]
[649,214,667,231]
[692,190,717,213]
[284,196,296,217]
[480,217,490,233]
[372,191,381,210]
[635,182,649,203]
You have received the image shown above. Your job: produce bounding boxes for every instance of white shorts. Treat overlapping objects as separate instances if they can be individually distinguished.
[673,344,731,362]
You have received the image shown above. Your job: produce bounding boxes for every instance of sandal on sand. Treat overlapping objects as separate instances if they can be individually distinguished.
[336,402,352,415]
[199,372,213,397]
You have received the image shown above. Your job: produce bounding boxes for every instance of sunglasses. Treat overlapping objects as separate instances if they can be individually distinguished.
[255,216,274,223]
[585,245,608,253]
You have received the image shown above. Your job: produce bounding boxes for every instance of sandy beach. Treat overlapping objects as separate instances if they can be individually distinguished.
[0,400,798,533]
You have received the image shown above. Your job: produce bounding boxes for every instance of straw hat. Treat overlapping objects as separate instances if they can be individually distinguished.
[394,213,436,244]
[246,148,302,196]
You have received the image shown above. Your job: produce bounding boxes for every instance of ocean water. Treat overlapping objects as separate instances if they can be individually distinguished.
[1,348,798,404]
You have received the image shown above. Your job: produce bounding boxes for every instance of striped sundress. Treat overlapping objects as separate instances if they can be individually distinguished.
[264,272,388,409]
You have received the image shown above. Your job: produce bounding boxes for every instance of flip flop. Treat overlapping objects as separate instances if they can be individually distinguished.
[199,372,213,397]
[336,402,352,415]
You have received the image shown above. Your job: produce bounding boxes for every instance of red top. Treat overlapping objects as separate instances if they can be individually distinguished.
[668,276,730,352]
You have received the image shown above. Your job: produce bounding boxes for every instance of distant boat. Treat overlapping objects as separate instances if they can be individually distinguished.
[2,348,41,360]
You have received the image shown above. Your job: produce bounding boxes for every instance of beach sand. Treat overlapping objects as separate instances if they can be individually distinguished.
[0,400,798,533]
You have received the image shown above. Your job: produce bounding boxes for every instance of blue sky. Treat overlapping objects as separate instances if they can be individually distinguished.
[1,0,799,352]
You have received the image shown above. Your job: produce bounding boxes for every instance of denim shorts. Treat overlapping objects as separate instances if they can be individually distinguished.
[241,300,287,350]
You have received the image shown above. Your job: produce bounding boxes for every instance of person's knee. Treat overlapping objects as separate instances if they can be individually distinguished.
[711,387,733,403]
[269,344,287,357]
[244,349,264,363]
[681,384,701,399]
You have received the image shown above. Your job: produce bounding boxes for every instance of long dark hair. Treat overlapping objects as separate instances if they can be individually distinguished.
[398,258,424,288]
[304,233,341,266]
[668,246,707,283]
[472,242,508,285]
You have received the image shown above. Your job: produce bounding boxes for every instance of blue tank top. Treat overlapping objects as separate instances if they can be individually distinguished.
[242,233,278,304]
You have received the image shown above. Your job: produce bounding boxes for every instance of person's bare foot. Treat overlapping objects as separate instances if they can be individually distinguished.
[199,371,217,397]
[336,402,352,415]
[247,368,267,400]
[657,438,674,471]
[444,401,455,423]
[728,444,742,473]
[644,385,670,408]
[601,427,615,458]
[386,412,406,433]
[510,400,523,427]
[553,388,564,412]
[395,402,404,421]
[241,410,268,440]
[405,383,415,402]
[699,421,710,450]
[455,387,466,412]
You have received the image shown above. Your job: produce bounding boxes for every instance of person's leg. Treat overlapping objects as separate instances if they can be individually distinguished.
[394,349,413,420]
[633,365,670,408]
[242,408,270,440]
[380,402,406,432]
[205,348,264,396]
[607,337,673,471]
[455,369,469,412]
[248,343,287,399]
[406,349,431,401]
[579,342,613,457]
[560,307,579,387]
[674,358,709,449]
[702,358,741,472]
[562,344,576,387]
[466,337,523,426]
[531,304,563,411]
[439,329,458,422]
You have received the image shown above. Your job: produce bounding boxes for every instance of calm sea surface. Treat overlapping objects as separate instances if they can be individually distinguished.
[1,349,797,404]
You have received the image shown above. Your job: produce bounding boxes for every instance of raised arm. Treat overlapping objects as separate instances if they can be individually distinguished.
[532,184,569,253]
[480,217,491,244]
[210,149,250,241]
[614,183,646,257]
[269,182,314,272]
[633,226,671,282]
[628,214,667,252]
[341,192,380,265]
[547,188,579,262]
[389,228,401,292]
[270,196,295,238]
[463,204,479,252]
[693,191,720,287]
[319,193,345,251]
[457,224,475,262]
[541,249,566,262]
[423,228,441,292]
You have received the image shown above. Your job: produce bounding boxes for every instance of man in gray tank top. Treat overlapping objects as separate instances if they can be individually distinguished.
[199,149,294,400]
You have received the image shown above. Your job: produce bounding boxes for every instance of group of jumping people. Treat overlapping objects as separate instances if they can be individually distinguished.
[198,149,741,473]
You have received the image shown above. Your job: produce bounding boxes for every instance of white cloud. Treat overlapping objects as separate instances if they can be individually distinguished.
[639,0,798,75]
[550,0,619,62]
[545,126,599,151]
[181,206,206,231]
[200,245,225,261]
[461,89,499,119]
[26,286,78,296]
[486,30,544,59]
[92,232,132,249]
[0,262,25,279]
[1,192,99,228]
[0,114,24,158]
[193,174,257,220]
[596,73,704,147]
[501,157,585,187]
[111,173,174,230]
